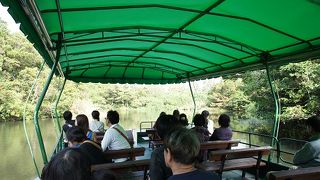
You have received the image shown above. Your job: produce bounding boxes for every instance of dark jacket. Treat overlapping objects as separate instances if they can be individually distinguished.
[149,146,172,180]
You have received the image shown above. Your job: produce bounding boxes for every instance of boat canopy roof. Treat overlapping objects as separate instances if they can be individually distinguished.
[1,0,320,84]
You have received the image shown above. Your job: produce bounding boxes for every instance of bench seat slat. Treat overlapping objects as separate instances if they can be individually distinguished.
[198,158,267,171]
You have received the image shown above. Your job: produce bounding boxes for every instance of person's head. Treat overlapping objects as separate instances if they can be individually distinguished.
[76,114,90,132]
[41,148,91,180]
[155,115,181,139]
[306,115,320,133]
[201,110,209,119]
[92,170,117,180]
[164,127,200,168]
[173,109,180,119]
[179,113,188,126]
[218,114,230,128]
[92,110,100,121]
[63,111,72,121]
[66,126,87,147]
[159,112,166,117]
[193,114,206,127]
[106,110,119,125]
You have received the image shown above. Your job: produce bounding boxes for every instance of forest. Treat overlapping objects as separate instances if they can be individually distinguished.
[1,19,319,139]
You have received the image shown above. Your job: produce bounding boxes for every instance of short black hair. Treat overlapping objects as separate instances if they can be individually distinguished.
[41,148,91,180]
[218,114,230,128]
[63,111,72,121]
[155,115,180,139]
[107,110,119,124]
[193,114,205,126]
[307,115,320,132]
[92,110,100,120]
[164,127,200,165]
[66,126,87,143]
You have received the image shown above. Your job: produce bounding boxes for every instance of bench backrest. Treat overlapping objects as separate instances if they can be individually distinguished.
[103,147,145,160]
[200,140,240,150]
[210,146,271,160]
[91,159,151,172]
[268,166,320,180]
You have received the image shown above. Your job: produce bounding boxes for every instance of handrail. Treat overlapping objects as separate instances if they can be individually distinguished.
[23,60,45,177]
[139,121,155,132]
[51,130,64,158]
[233,130,280,163]
[233,130,307,165]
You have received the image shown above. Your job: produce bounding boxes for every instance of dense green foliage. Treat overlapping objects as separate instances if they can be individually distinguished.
[206,61,320,138]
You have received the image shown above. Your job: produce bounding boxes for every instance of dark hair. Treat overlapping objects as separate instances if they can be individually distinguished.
[201,110,209,118]
[193,114,205,127]
[179,113,188,126]
[306,115,320,132]
[76,114,90,132]
[155,115,181,139]
[92,170,117,180]
[173,109,180,119]
[92,110,100,120]
[107,110,119,124]
[66,126,87,143]
[164,127,200,165]
[63,111,72,121]
[218,114,230,128]
[159,112,166,117]
[41,148,91,180]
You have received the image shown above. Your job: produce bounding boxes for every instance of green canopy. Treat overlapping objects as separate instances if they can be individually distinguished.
[1,0,320,84]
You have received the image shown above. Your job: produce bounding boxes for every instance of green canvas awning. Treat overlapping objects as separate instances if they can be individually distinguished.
[1,0,320,84]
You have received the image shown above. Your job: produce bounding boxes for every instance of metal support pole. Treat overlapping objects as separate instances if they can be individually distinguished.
[266,63,280,148]
[53,78,66,133]
[33,36,62,164]
[23,60,45,177]
[187,76,197,118]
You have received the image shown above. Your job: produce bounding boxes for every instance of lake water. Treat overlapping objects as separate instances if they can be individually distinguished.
[0,109,304,179]
[0,109,162,180]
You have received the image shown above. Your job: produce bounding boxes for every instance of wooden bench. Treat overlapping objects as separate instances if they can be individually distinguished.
[103,147,145,161]
[91,159,150,180]
[200,140,240,150]
[268,166,320,180]
[197,146,271,180]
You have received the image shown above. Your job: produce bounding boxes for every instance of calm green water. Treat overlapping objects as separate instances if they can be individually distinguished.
[0,109,161,180]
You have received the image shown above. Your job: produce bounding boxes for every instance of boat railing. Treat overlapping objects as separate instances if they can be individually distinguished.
[139,121,155,132]
[233,130,308,165]
[51,130,64,158]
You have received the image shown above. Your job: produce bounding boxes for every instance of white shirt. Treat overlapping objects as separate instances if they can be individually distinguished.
[207,119,214,134]
[89,119,104,132]
[101,124,130,161]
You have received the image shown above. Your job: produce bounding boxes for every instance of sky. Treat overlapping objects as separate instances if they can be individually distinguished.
[0,4,20,32]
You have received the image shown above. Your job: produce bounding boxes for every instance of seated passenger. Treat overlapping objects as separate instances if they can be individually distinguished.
[191,114,210,162]
[293,115,320,167]
[192,114,210,142]
[101,110,130,162]
[41,148,91,180]
[179,113,189,126]
[90,110,105,133]
[66,126,108,165]
[149,115,181,180]
[210,114,233,141]
[164,127,219,180]
[201,110,214,134]
[76,114,97,142]
[62,110,75,133]
[173,109,180,121]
